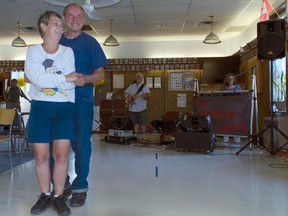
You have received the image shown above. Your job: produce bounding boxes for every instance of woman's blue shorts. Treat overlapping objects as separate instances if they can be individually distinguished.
[28,100,75,143]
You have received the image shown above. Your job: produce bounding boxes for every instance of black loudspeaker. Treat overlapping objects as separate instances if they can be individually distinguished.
[257,19,285,60]
[179,114,212,132]
[109,116,134,130]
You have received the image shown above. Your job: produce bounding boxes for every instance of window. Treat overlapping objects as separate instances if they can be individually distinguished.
[271,57,286,113]
[272,57,286,102]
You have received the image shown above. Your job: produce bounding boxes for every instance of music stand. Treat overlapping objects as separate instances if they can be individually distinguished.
[106,87,128,117]
[101,82,134,134]
[236,60,288,155]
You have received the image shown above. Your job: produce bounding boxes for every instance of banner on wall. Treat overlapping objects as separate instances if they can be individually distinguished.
[192,92,252,136]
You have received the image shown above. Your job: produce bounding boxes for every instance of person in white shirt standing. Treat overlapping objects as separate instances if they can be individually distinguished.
[24,10,79,216]
[125,72,151,140]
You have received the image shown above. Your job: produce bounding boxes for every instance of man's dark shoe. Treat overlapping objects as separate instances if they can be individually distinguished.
[30,193,52,214]
[53,195,71,216]
[70,192,87,207]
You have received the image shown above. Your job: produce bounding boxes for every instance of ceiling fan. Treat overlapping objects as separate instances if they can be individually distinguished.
[43,0,120,20]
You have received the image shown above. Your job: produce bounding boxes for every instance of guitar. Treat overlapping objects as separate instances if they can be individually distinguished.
[125,94,139,108]
[125,83,149,108]
[125,93,150,108]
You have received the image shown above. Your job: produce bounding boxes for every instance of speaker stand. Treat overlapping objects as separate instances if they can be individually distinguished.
[236,60,288,155]
[233,67,259,154]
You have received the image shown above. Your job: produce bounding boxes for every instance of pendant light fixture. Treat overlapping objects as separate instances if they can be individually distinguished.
[203,16,221,44]
[11,22,27,47]
[103,19,119,47]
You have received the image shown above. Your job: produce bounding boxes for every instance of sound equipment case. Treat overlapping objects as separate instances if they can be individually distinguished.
[105,134,137,145]
[175,131,216,154]
[175,114,216,154]
[105,116,136,144]
[108,129,133,137]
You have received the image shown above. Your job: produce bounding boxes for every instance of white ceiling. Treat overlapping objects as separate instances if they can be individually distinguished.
[0,0,283,46]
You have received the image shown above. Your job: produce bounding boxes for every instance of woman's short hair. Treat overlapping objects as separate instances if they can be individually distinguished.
[37,10,62,38]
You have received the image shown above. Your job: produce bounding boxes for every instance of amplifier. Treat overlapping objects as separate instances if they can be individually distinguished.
[108,129,134,137]
[109,116,134,130]
[105,135,137,145]
[175,131,216,153]
[179,114,212,132]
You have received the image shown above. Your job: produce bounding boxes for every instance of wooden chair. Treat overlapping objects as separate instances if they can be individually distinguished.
[0,108,16,171]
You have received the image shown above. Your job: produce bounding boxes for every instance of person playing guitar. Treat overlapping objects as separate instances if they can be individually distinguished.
[124,72,151,140]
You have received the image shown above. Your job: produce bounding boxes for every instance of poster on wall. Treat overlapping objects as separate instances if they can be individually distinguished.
[145,77,153,88]
[170,72,183,89]
[154,77,162,88]
[112,74,124,89]
[169,71,197,91]
[177,93,187,107]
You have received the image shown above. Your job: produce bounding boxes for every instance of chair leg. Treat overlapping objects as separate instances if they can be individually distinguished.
[19,137,23,161]
[8,140,13,171]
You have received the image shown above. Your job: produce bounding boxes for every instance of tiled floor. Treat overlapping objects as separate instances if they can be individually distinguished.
[1,134,288,216]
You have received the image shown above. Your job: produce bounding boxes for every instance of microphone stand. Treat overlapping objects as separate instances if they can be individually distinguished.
[107,81,135,118]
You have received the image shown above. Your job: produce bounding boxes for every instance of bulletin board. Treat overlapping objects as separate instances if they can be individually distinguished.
[168,70,202,91]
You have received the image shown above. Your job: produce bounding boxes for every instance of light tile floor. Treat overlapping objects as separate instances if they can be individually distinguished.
[1,134,288,216]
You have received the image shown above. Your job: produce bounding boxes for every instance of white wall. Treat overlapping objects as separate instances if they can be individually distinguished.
[103,39,234,59]
[0,21,257,60]
[0,46,28,60]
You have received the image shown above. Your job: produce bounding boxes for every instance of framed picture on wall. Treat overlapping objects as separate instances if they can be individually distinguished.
[112,73,125,89]
[145,77,153,88]
[154,77,161,88]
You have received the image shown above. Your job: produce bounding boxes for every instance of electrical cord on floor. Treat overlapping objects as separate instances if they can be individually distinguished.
[268,157,288,168]
[268,164,288,168]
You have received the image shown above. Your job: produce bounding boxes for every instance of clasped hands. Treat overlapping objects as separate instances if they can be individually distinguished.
[65,72,88,87]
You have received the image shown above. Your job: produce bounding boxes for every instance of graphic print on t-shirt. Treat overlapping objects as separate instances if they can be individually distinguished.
[41,59,67,97]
